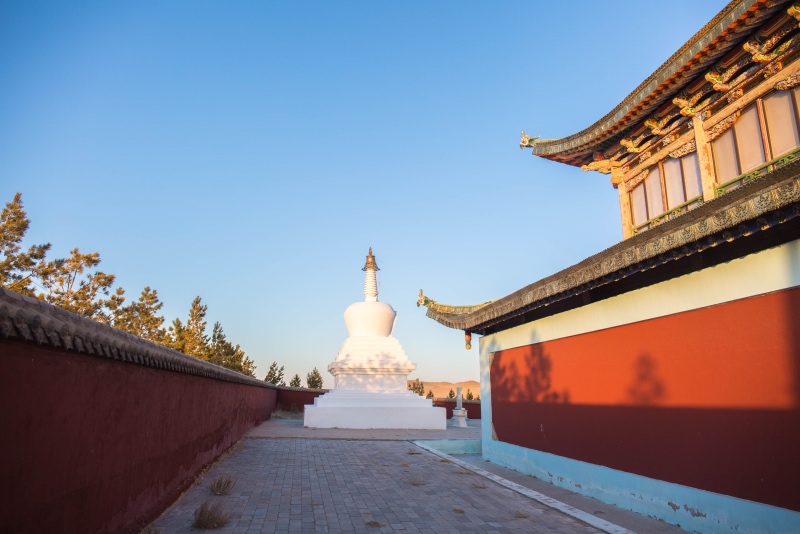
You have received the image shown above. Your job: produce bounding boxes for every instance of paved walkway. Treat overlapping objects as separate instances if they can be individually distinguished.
[150,418,686,533]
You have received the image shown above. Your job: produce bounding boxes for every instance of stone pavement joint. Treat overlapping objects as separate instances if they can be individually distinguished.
[152,437,606,533]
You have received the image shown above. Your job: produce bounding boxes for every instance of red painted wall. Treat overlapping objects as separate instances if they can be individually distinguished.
[491,287,800,511]
[434,399,482,419]
[275,387,327,412]
[0,340,276,534]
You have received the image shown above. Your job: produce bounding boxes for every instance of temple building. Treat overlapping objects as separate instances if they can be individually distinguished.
[418,1,800,532]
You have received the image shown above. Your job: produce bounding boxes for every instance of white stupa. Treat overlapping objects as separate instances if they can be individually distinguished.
[303,248,446,429]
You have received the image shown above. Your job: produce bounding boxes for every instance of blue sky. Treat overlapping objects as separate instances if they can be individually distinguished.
[1,1,727,383]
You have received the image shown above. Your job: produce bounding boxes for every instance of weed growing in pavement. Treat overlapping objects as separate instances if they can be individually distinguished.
[514,511,529,518]
[453,508,465,514]
[271,408,303,420]
[455,470,473,475]
[409,478,428,486]
[365,520,384,527]
[470,481,487,489]
[192,501,231,530]
[208,475,236,496]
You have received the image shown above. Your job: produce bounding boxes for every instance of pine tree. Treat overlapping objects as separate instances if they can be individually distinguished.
[466,388,474,400]
[183,296,210,360]
[34,248,120,321]
[114,286,167,344]
[447,389,456,399]
[209,322,257,378]
[168,318,187,353]
[306,367,324,389]
[408,378,425,396]
[289,374,301,387]
[0,192,51,296]
[426,389,434,399]
[264,362,286,385]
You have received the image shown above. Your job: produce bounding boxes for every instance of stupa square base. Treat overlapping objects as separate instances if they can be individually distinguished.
[304,405,446,429]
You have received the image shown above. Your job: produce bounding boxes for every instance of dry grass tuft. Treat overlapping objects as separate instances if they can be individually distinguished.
[192,500,231,530]
[208,475,236,496]
[401,463,410,467]
[408,477,428,486]
[438,459,450,463]
[455,470,473,475]
[453,508,465,514]
[271,408,303,420]
[365,520,384,527]
[470,481,487,489]
[407,451,422,455]
[514,511,530,518]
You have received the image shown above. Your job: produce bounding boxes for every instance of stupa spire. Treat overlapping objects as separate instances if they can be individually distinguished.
[362,247,379,302]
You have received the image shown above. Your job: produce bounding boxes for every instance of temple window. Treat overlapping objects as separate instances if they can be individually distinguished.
[763,87,800,158]
[630,152,703,230]
[663,153,702,210]
[712,88,800,194]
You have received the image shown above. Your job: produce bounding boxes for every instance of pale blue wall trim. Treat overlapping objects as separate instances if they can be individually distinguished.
[482,436,800,534]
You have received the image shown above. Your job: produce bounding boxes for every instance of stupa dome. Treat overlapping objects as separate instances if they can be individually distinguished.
[343,301,396,337]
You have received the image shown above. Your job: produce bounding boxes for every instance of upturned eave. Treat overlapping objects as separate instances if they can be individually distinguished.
[522,0,779,167]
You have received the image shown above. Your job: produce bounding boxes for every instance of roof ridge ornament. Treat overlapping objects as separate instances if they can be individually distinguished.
[519,131,540,150]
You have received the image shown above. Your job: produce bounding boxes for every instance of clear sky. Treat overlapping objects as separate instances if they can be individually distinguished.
[1,1,727,384]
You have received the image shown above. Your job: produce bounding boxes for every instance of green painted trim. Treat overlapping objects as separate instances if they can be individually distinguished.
[632,195,703,234]
[716,146,800,196]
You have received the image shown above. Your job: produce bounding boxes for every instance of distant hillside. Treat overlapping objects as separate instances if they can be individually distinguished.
[407,379,480,399]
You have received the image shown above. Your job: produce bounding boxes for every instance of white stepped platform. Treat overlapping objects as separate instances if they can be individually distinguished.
[304,391,446,429]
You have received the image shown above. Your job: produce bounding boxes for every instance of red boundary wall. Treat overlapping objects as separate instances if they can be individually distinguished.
[275,387,327,412]
[0,339,276,534]
[490,287,800,511]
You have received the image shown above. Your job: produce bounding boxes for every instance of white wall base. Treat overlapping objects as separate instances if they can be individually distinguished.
[304,391,446,429]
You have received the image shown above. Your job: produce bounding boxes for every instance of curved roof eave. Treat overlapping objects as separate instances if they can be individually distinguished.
[530,0,760,162]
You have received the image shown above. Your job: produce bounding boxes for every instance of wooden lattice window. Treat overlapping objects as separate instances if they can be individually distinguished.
[762,86,800,158]
[630,152,703,228]
[712,88,800,190]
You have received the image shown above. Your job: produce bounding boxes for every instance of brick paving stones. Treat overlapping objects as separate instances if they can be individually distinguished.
[152,438,603,533]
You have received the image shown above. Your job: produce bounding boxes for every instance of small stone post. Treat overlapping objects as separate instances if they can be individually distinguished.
[452,387,468,427]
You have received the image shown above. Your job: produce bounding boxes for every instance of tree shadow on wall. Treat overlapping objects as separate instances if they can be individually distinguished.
[490,338,569,404]
[626,353,666,406]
